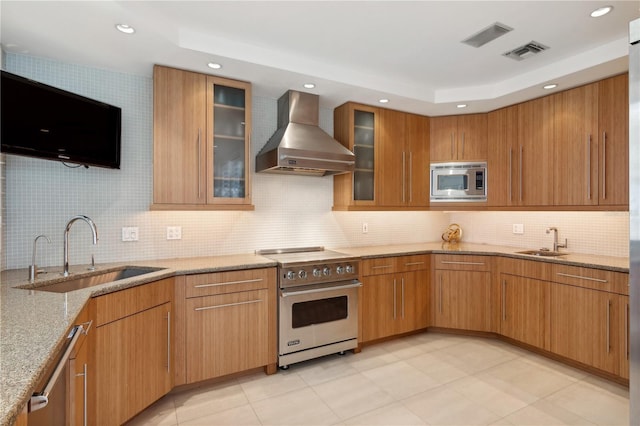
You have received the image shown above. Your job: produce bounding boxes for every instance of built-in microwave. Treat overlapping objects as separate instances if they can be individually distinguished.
[430,162,487,202]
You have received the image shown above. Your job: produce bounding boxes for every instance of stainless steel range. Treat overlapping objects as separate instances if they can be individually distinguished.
[257,247,361,369]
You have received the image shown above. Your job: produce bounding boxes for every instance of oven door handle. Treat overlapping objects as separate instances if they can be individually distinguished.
[281,281,362,297]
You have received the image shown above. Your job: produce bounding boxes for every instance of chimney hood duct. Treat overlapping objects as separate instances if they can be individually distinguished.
[255,90,355,176]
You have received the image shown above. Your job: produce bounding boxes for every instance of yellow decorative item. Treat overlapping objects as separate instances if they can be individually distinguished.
[442,223,462,243]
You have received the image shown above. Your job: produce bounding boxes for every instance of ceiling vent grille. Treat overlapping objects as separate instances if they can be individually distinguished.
[462,22,513,48]
[503,41,549,61]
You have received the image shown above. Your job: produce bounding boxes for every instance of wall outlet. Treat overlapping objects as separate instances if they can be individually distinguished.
[122,227,139,242]
[512,224,525,234]
[362,223,369,234]
[166,226,182,240]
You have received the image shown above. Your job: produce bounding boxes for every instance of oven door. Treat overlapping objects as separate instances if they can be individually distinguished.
[279,280,360,356]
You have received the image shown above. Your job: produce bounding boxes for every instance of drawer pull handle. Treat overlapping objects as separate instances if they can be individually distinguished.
[195,299,262,311]
[371,265,393,270]
[440,261,485,266]
[555,272,608,283]
[194,278,264,288]
[404,262,425,266]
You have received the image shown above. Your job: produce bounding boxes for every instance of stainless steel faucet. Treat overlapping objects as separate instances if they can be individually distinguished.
[29,234,51,282]
[63,215,98,277]
[546,227,567,252]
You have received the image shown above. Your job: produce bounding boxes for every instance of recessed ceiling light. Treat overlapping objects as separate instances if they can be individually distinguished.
[457,104,468,109]
[591,5,613,17]
[207,62,222,69]
[379,98,389,104]
[543,83,558,90]
[303,83,315,89]
[115,24,135,34]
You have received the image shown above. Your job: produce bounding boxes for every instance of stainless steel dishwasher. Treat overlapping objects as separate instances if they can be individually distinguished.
[27,320,91,426]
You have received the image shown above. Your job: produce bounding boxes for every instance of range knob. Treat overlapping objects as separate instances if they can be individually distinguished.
[313,268,322,277]
[336,266,345,274]
[298,270,308,279]
[323,266,331,276]
[345,264,354,274]
[286,270,296,280]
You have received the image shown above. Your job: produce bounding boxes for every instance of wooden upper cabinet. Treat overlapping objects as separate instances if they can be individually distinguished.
[553,83,599,206]
[598,74,629,207]
[487,105,518,207]
[152,65,253,210]
[377,109,406,206]
[404,113,430,207]
[430,113,487,162]
[333,103,379,209]
[517,96,555,206]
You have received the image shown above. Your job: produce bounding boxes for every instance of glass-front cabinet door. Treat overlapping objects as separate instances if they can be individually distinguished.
[206,76,252,206]
[353,109,375,202]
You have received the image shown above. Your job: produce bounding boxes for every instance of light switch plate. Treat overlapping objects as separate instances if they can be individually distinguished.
[512,224,524,234]
[122,227,139,241]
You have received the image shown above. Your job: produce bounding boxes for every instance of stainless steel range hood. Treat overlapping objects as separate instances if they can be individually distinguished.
[255,90,355,176]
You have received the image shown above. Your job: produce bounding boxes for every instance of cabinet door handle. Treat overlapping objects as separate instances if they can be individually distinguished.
[519,146,523,202]
[401,278,405,319]
[602,131,607,200]
[404,261,425,266]
[555,272,608,283]
[440,261,485,266]
[393,279,397,320]
[371,265,393,270]
[195,299,262,311]
[194,278,264,288]
[606,299,611,354]
[586,135,592,200]
[508,148,513,203]
[75,363,88,426]
[402,152,406,203]
[439,275,443,314]
[626,301,630,361]
[197,128,202,199]
[166,311,171,373]
[502,280,506,322]
[408,152,413,203]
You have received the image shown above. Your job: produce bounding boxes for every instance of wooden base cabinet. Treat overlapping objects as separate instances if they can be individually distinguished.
[432,255,491,332]
[361,255,429,342]
[91,278,174,426]
[175,268,277,385]
[500,274,550,349]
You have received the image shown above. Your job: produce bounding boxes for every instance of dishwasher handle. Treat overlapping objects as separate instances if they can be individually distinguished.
[29,322,87,413]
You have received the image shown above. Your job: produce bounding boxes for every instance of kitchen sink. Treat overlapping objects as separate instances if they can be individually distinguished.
[516,250,568,257]
[17,266,166,293]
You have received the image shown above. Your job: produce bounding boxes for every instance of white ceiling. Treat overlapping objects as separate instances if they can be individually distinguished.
[1,1,638,115]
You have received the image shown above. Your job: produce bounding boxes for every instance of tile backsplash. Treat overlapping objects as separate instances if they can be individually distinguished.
[1,54,630,270]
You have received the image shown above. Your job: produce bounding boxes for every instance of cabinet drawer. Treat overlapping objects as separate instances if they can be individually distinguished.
[499,257,551,281]
[185,268,274,298]
[362,257,397,276]
[94,278,174,326]
[396,254,429,273]
[552,265,628,295]
[434,254,492,271]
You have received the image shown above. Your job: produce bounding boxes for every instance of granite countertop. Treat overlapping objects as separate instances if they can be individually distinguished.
[0,244,628,425]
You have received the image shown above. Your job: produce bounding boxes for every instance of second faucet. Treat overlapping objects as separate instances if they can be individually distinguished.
[546,227,567,252]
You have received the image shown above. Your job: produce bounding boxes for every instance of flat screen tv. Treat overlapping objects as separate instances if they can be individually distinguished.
[1,70,121,169]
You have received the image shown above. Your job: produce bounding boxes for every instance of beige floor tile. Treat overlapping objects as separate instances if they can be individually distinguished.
[125,395,177,426]
[437,340,517,374]
[238,369,308,402]
[343,345,401,372]
[313,372,395,420]
[342,402,426,425]
[295,353,360,386]
[503,399,597,425]
[543,380,629,426]
[402,386,502,425]
[376,337,428,360]
[446,375,536,417]
[361,360,440,400]
[407,332,469,351]
[173,381,248,424]
[179,404,262,426]
[251,387,340,425]
[405,351,469,385]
